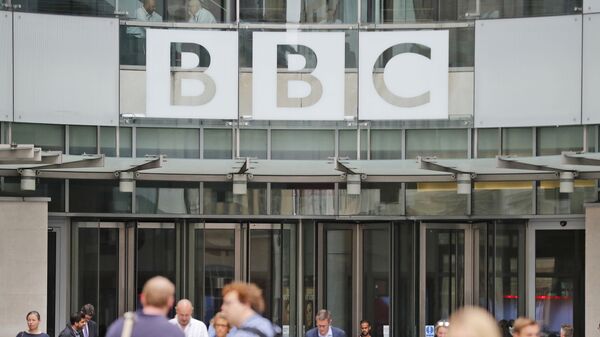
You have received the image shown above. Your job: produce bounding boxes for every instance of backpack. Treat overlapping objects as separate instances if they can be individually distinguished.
[237,325,283,337]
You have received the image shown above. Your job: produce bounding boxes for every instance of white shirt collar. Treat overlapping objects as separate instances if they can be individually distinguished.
[318,327,333,337]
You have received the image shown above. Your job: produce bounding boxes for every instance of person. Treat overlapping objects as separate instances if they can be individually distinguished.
[447,306,500,337]
[209,312,232,337]
[220,281,280,337]
[512,318,540,337]
[560,324,573,337]
[187,0,217,23]
[58,312,87,337]
[435,320,449,337]
[80,304,98,337]
[318,7,342,23]
[359,320,372,337]
[169,299,209,337]
[105,276,184,337]
[127,0,163,38]
[305,309,346,337]
[17,311,50,337]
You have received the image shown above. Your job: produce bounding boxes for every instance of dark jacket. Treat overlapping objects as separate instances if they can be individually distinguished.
[84,320,98,337]
[305,327,347,337]
[58,325,80,337]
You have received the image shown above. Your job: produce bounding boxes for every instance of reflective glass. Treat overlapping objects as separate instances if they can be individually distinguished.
[473,181,533,215]
[120,25,147,66]
[100,126,117,157]
[204,128,232,159]
[120,127,133,157]
[249,229,281,323]
[535,230,585,336]
[477,128,499,158]
[119,0,234,23]
[361,0,476,22]
[271,183,335,215]
[339,129,368,160]
[502,127,532,157]
[586,125,597,152]
[240,129,268,159]
[301,0,357,23]
[302,222,316,332]
[537,126,583,156]
[405,129,468,159]
[493,223,525,321]
[203,182,267,214]
[0,177,65,212]
[69,125,97,155]
[339,182,403,215]
[478,0,581,19]
[271,130,335,160]
[363,225,391,337]
[137,127,200,158]
[70,180,132,213]
[11,0,116,16]
[12,123,65,152]
[324,227,353,335]
[370,130,402,159]
[406,182,467,215]
[392,223,416,337]
[537,180,597,214]
[136,181,200,214]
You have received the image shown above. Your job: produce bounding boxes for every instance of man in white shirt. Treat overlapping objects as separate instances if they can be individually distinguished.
[187,0,217,23]
[127,0,163,38]
[170,299,210,337]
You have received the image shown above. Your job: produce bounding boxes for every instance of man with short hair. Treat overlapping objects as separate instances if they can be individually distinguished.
[80,304,98,337]
[359,320,372,337]
[58,312,87,337]
[220,281,280,337]
[560,324,573,337]
[305,310,346,337]
[105,276,185,337]
[512,317,540,337]
[186,0,217,23]
[169,299,209,337]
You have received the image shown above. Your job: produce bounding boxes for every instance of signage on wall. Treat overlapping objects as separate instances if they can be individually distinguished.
[145,30,448,121]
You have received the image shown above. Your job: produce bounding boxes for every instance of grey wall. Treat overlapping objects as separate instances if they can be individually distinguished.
[584,0,599,13]
[13,13,119,126]
[583,13,600,124]
[0,11,12,122]
[474,15,582,127]
[0,197,49,337]
[585,204,600,337]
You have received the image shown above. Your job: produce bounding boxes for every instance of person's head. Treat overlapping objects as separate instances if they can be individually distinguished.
[26,311,41,332]
[221,282,265,327]
[447,307,500,337]
[436,320,450,337]
[560,324,573,337]
[140,276,176,315]
[175,299,194,327]
[70,312,87,330]
[187,0,201,13]
[211,312,231,337]
[80,304,95,322]
[360,320,371,336]
[143,0,157,14]
[315,309,332,336]
[512,318,539,337]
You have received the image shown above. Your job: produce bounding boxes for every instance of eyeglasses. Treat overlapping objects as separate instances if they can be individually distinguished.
[436,321,450,327]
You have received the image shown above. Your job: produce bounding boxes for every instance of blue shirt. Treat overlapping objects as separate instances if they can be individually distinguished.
[105,310,185,337]
[231,314,279,337]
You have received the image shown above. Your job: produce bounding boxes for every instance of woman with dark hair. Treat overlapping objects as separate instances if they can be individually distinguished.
[17,311,50,337]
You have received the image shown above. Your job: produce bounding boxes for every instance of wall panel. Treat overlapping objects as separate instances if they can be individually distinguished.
[0,11,12,121]
[14,13,119,126]
[583,14,600,123]
[474,15,582,127]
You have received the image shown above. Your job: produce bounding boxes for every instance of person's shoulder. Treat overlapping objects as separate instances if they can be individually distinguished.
[331,327,346,337]
[191,317,208,328]
[168,317,177,324]
[161,320,186,336]
[105,317,125,337]
[304,327,317,337]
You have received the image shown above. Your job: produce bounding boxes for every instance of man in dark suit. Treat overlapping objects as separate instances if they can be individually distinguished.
[81,304,98,337]
[305,309,346,337]
[58,312,86,337]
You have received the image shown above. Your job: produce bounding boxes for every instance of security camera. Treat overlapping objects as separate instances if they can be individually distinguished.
[560,221,567,227]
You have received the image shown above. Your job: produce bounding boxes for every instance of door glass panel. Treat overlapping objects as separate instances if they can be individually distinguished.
[249,228,279,323]
[282,224,298,335]
[196,228,236,323]
[363,226,390,337]
[535,230,585,336]
[303,222,316,334]
[425,228,465,324]
[324,228,353,336]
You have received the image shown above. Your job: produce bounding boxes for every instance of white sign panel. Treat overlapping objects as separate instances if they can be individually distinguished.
[146,29,238,119]
[359,31,448,120]
[252,31,345,120]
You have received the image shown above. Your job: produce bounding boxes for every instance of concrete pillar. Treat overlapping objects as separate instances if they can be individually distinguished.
[0,197,49,337]
[585,203,600,337]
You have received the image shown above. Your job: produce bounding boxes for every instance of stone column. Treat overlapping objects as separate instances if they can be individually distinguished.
[585,203,600,337]
[0,197,49,337]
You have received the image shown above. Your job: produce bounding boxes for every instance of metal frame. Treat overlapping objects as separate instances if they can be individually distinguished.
[48,216,69,336]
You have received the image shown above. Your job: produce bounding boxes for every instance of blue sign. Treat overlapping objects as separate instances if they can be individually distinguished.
[425,325,435,337]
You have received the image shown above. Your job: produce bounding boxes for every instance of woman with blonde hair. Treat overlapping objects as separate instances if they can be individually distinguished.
[447,306,501,337]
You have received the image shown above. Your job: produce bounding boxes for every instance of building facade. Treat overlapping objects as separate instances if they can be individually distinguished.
[0,0,599,337]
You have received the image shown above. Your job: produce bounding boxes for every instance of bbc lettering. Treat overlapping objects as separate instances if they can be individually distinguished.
[146,30,449,121]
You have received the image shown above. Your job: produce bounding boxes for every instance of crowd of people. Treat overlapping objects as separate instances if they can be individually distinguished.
[18,276,578,337]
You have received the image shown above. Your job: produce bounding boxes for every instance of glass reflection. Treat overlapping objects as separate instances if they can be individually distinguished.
[406,182,467,215]
[271,183,335,215]
[136,181,200,214]
[324,228,353,336]
[537,180,597,214]
[203,182,267,215]
[363,226,390,337]
[339,183,403,215]
[473,181,533,215]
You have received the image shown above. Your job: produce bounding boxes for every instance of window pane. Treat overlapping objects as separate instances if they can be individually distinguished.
[363,226,390,337]
[406,129,468,159]
[203,182,267,215]
[136,181,200,214]
[537,126,583,156]
[586,125,597,152]
[301,0,357,23]
[100,126,116,157]
[0,177,65,212]
[370,130,402,159]
[70,180,132,213]
[271,183,335,215]
[240,129,268,159]
[69,125,97,155]
[537,180,597,214]
[120,127,133,157]
[271,130,335,160]
[339,183,403,215]
[12,123,65,152]
[137,127,199,158]
[477,128,499,158]
[339,129,368,160]
[406,182,467,215]
[204,129,232,159]
[502,128,532,157]
[473,182,533,215]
